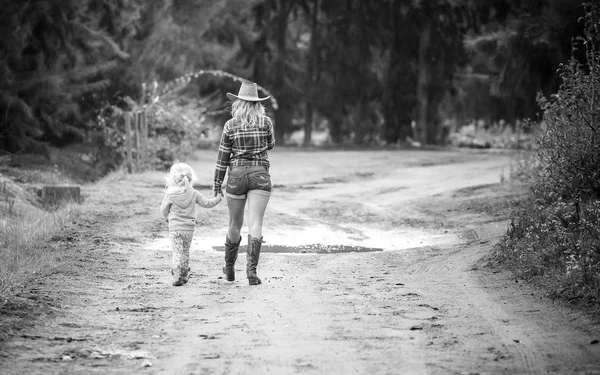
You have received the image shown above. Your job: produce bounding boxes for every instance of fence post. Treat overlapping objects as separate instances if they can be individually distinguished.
[134,112,141,171]
[124,111,133,174]
[140,111,148,170]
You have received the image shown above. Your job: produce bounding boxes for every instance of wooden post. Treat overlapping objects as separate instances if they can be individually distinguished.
[134,111,141,171]
[124,111,133,174]
[141,111,148,170]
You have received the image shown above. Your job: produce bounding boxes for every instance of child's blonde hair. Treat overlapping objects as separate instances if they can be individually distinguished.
[165,162,197,190]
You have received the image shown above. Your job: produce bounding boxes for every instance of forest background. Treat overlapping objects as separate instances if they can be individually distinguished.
[1,0,600,309]
[0,0,589,163]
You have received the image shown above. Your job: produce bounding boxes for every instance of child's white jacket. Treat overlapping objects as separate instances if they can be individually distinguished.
[160,186,219,231]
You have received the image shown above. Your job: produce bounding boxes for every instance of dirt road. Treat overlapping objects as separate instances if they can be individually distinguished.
[1,148,599,374]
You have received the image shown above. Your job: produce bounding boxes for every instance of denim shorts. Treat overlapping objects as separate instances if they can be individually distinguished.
[226,166,272,199]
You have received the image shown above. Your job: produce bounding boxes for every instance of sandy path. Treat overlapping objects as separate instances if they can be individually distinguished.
[1,148,599,374]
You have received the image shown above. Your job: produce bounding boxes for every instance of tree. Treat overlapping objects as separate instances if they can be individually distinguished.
[410,0,473,144]
[301,0,320,146]
[464,0,587,124]
[316,0,381,144]
[0,0,129,153]
[248,0,305,145]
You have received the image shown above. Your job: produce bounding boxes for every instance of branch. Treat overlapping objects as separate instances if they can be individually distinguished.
[68,21,130,60]
[155,70,279,110]
[0,90,35,121]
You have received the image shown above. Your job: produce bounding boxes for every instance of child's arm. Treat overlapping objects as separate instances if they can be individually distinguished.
[159,195,171,221]
[196,190,222,208]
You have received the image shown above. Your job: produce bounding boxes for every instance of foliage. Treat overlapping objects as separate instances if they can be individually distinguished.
[499,199,600,305]
[95,98,216,172]
[536,30,600,201]
[1,0,595,160]
[497,2,600,307]
[0,175,82,295]
[130,0,235,82]
[464,0,587,122]
[0,0,130,153]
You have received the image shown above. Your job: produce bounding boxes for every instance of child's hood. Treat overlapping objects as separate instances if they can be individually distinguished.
[165,186,195,208]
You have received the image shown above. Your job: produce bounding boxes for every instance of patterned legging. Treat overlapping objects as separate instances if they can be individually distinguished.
[169,230,194,270]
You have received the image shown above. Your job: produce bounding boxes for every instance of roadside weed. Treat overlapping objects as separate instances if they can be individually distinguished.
[0,201,81,294]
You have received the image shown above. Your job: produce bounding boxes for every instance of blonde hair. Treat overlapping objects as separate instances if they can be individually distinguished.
[231,100,271,129]
[165,162,197,190]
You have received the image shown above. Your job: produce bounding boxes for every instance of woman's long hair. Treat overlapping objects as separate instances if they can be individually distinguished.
[231,100,271,129]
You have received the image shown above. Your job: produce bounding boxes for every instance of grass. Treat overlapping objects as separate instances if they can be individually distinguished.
[489,149,600,311]
[0,165,86,341]
[0,193,82,295]
[0,152,91,297]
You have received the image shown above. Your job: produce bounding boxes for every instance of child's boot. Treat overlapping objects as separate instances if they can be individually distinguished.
[181,267,190,284]
[223,236,241,281]
[182,247,190,284]
[171,267,183,286]
[246,235,262,285]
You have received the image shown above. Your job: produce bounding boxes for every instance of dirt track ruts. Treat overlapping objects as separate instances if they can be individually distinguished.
[1,148,599,375]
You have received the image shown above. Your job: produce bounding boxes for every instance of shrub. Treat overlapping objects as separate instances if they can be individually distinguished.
[500,199,600,303]
[95,99,218,172]
[497,2,600,307]
[535,3,600,202]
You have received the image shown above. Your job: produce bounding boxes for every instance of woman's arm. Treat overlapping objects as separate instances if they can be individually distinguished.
[266,117,275,150]
[213,122,232,195]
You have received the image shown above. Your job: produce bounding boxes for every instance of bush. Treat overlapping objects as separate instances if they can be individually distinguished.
[535,3,600,201]
[500,199,600,303]
[497,3,600,307]
[95,99,218,172]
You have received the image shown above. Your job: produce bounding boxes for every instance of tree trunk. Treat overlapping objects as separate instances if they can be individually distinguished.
[382,3,413,144]
[416,20,431,145]
[272,0,293,146]
[353,0,370,144]
[303,0,320,146]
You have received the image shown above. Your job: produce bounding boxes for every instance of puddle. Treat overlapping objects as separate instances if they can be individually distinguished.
[212,243,383,254]
[146,226,461,254]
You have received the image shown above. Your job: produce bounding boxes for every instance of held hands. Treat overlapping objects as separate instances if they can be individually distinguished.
[212,190,223,204]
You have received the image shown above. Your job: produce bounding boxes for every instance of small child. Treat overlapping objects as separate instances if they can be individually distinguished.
[160,162,222,286]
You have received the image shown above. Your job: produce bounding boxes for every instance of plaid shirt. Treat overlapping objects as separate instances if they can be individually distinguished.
[213,117,275,194]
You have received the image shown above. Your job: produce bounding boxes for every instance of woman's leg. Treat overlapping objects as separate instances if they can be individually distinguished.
[227,196,246,241]
[246,190,269,285]
[246,190,270,238]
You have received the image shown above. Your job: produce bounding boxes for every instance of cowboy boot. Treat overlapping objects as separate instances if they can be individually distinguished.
[223,236,241,281]
[171,267,183,286]
[246,235,262,285]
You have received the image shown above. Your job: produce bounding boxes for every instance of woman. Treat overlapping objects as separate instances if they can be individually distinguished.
[213,81,275,286]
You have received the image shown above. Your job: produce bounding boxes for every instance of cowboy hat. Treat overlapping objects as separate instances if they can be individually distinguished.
[226,81,270,102]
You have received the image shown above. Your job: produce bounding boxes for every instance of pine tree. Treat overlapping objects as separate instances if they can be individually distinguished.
[0,0,129,153]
